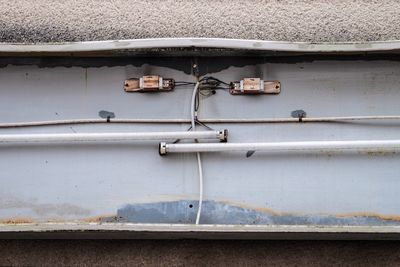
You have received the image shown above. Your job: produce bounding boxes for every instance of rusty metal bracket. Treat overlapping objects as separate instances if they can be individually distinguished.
[230,78,281,95]
[124,76,175,92]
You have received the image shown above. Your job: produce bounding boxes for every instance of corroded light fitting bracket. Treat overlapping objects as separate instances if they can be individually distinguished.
[230,78,281,95]
[124,75,175,92]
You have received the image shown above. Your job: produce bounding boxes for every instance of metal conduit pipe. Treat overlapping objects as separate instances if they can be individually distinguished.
[159,140,400,155]
[0,130,228,144]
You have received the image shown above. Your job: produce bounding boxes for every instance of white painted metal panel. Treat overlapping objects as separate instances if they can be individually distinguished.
[1,56,400,236]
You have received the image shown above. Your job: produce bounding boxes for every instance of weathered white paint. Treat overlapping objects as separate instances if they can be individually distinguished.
[1,59,400,233]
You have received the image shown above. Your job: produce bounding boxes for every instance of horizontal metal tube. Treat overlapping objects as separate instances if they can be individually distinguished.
[160,140,400,154]
[0,130,227,144]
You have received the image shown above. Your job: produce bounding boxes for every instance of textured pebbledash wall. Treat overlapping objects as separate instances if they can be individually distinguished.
[0,0,400,43]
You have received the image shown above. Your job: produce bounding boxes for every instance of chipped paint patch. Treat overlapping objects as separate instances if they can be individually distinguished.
[107,200,400,226]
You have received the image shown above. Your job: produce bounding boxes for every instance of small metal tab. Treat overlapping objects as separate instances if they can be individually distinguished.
[219,129,228,142]
[159,142,167,155]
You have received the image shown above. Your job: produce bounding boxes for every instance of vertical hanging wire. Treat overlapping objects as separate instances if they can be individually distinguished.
[190,82,203,225]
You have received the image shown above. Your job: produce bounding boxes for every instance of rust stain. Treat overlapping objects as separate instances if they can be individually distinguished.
[218,199,400,222]
[336,212,400,222]
[0,217,33,224]
[219,200,283,216]
[0,215,119,225]
[218,199,308,217]
[2,197,400,225]
[82,214,115,223]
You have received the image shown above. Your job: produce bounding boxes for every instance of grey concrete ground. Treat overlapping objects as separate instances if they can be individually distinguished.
[0,240,400,266]
[1,0,400,43]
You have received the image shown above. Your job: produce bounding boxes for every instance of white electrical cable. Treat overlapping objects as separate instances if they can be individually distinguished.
[190,83,200,131]
[0,119,189,128]
[190,82,203,225]
[195,151,203,225]
[1,115,400,128]
[202,116,400,123]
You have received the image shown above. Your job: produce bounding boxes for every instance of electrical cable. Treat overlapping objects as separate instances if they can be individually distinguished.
[1,115,400,128]
[174,81,197,87]
[199,76,230,92]
[190,82,203,225]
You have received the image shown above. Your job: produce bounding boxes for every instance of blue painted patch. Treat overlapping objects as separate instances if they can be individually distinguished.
[108,200,400,226]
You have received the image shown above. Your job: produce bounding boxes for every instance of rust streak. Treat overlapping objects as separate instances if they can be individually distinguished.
[82,214,116,223]
[218,199,400,222]
[336,212,400,222]
[0,217,33,224]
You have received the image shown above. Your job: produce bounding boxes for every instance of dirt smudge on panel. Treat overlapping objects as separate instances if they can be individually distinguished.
[362,150,397,156]
[0,197,91,217]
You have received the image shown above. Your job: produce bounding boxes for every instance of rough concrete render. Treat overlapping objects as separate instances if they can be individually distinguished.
[0,0,399,43]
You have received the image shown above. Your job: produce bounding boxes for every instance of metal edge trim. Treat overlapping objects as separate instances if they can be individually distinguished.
[1,38,400,53]
[1,223,400,233]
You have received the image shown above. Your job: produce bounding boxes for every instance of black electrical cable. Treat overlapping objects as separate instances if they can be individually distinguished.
[199,76,229,86]
[173,77,231,91]
[200,76,230,91]
[174,81,197,87]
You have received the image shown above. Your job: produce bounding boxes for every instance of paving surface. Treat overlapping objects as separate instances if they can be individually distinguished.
[0,240,400,266]
[1,0,400,43]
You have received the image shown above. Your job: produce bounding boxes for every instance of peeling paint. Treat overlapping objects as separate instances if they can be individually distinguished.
[105,200,400,226]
